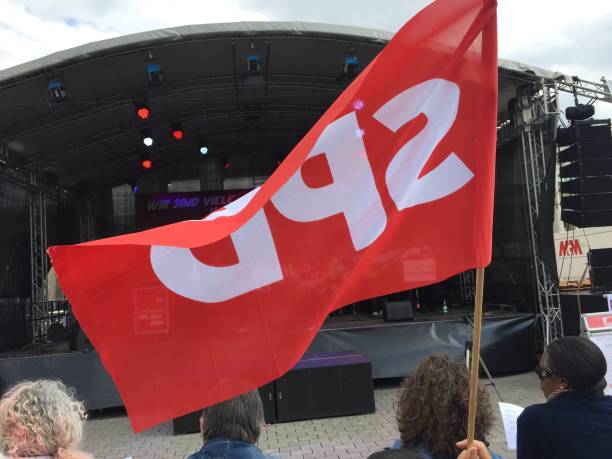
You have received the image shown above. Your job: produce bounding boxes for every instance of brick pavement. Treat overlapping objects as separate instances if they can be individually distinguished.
[82,372,545,459]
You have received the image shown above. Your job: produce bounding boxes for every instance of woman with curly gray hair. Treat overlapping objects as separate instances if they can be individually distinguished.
[0,380,92,459]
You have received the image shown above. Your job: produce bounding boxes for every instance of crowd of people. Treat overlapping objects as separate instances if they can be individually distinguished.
[0,336,610,459]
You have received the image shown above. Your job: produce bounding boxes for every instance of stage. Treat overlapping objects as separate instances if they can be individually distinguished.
[0,309,536,411]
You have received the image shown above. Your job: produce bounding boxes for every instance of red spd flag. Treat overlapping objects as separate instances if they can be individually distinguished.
[50,0,498,431]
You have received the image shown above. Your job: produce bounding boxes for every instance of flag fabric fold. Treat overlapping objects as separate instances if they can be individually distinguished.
[49,0,498,432]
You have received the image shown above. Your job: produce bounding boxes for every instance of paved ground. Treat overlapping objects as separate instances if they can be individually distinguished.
[82,372,545,459]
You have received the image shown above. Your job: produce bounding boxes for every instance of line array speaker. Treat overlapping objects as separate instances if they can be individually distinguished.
[561,193,612,211]
[559,141,612,162]
[560,176,612,194]
[561,210,612,228]
[560,159,612,178]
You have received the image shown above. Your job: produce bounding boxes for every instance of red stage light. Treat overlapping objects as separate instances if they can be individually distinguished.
[172,129,184,141]
[137,107,150,120]
[142,159,153,169]
[224,160,231,169]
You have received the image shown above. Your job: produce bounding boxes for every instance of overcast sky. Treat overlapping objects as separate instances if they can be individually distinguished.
[2,0,612,115]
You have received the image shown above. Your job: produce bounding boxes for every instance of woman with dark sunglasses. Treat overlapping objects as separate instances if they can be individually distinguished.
[516,336,612,459]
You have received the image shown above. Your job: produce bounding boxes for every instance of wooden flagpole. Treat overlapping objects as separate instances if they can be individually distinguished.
[466,267,485,448]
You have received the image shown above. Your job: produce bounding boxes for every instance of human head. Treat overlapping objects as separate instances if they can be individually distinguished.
[0,380,90,459]
[396,355,494,459]
[200,389,264,444]
[538,336,607,399]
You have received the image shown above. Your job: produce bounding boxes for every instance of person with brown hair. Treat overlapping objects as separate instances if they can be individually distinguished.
[391,355,502,459]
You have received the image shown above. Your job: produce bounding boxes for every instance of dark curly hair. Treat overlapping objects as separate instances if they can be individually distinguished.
[396,355,495,459]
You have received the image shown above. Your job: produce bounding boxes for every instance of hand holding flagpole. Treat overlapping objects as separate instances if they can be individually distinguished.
[466,267,486,447]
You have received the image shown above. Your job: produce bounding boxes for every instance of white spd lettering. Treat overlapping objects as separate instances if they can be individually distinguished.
[271,111,387,251]
[150,78,471,303]
[150,189,283,303]
[373,78,473,210]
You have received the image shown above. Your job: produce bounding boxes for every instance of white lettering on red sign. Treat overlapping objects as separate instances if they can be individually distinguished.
[150,78,473,303]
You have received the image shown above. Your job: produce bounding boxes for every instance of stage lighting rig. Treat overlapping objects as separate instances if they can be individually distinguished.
[48,80,66,101]
[247,55,261,73]
[343,55,359,77]
[147,62,163,86]
[135,104,151,120]
[139,153,153,170]
[141,129,154,147]
[171,122,184,141]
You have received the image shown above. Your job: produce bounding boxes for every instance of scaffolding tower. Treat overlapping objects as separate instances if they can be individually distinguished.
[510,75,612,344]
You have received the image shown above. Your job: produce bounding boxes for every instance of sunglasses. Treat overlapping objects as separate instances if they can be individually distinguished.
[536,364,555,380]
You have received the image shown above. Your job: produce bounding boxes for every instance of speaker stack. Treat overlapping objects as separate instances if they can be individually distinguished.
[588,248,612,292]
[558,118,612,228]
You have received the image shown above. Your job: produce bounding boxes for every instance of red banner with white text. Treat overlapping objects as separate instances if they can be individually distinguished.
[50,0,498,431]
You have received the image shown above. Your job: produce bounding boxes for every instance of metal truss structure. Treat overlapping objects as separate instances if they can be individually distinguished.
[28,172,48,303]
[502,75,612,344]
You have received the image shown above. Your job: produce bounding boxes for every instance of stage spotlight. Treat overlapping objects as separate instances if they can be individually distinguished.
[171,122,184,141]
[48,80,66,101]
[565,104,595,121]
[141,129,154,147]
[223,158,231,169]
[147,62,163,86]
[139,153,153,170]
[343,56,359,77]
[129,181,139,193]
[247,55,260,73]
[136,105,151,120]
[200,146,208,155]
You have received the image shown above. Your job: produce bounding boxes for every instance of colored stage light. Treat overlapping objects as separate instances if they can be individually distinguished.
[147,62,163,86]
[171,122,184,141]
[139,153,152,170]
[141,129,154,147]
[224,159,231,169]
[343,55,359,77]
[136,106,151,120]
[48,80,66,101]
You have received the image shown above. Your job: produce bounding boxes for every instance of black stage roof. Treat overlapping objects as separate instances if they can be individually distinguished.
[0,22,565,193]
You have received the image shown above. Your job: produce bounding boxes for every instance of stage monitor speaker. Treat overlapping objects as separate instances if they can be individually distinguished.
[561,210,612,228]
[560,293,608,336]
[561,193,612,211]
[588,248,612,268]
[383,300,414,322]
[560,176,612,194]
[557,120,612,146]
[590,266,612,291]
[275,352,375,423]
[560,159,612,178]
[558,141,612,162]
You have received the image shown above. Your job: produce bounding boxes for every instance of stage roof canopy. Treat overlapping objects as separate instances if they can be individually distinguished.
[0,21,567,192]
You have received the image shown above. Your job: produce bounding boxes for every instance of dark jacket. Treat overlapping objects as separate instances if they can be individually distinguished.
[186,437,273,459]
[517,392,612,459]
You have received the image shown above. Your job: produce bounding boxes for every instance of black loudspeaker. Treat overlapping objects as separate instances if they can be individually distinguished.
[560,159,612,178]
[557,120,612,146]
[560,293,608,336]
[590,267,612,291]
[173,384,276,434]
[561,210,612,228]
[559,141,612,162]
[588,248,612,268]
[561,194,612,211]
[383,300,414,322]
[275,352,375,422]
[560,176,612,194]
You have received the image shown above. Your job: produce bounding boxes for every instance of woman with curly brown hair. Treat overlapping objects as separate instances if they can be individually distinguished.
[391,355,502,459]
[0,380,93,459]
